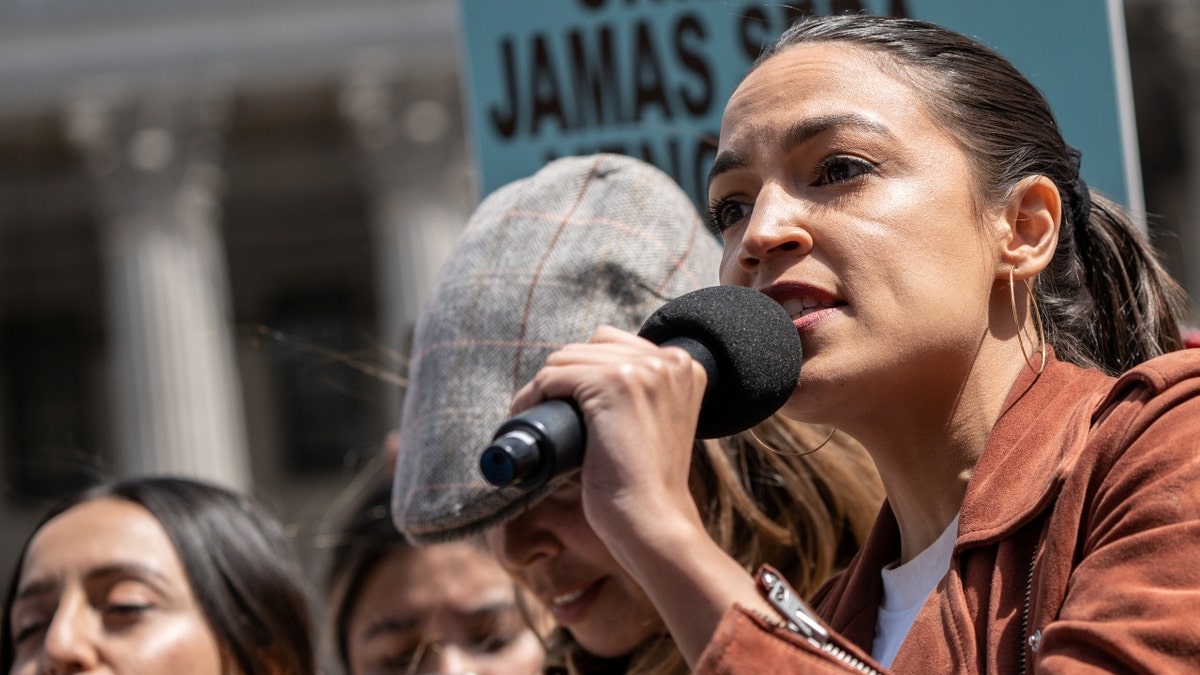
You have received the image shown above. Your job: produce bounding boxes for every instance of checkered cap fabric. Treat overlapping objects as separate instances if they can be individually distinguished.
[391,154,723,542]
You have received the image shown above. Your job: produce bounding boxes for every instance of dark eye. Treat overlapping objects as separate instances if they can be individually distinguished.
[101,603,151,631]
[380,648,420,673]
[104,603,149,615]
[12,621,47,646]
[814,156,873,185]
[469,629,521,654]
[707,199,751,234]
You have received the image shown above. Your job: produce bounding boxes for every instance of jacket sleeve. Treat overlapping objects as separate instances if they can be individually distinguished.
[694,599,886,673]
[1035,368,1200,671]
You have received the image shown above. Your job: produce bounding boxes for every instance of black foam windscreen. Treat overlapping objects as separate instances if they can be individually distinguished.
[637,285,802,438]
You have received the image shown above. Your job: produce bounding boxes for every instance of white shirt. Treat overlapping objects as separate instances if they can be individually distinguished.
[870,513,961,668]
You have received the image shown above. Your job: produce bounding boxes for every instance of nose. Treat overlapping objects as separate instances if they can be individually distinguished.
[486,500,563,571]
[728,183,813,278]
[42,597,98,674]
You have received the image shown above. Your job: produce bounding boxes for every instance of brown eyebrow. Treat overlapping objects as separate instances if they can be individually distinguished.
[84,562,172,590]
[706,149,749,192]
[15,561,172,603]
[12,579,56,604]
[781,112,893,152]
[707,112,895,190]
[364,616,420,640]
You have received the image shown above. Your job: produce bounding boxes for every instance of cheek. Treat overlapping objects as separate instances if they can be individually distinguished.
[718,245,745,285]
[552,510,622,571]
[495,632,548,673]
[123,615,226,673]
[483,529,502,559]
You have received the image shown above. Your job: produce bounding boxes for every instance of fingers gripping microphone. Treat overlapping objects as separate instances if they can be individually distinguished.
[479,285,803,490]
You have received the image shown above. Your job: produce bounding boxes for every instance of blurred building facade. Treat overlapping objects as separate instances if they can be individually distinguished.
[0,0,1195,582]
[0,0,472,578]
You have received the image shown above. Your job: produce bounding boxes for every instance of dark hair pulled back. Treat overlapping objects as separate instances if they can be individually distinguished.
[757,14,1185,374]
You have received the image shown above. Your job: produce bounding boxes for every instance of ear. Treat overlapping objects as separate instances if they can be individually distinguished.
[993,175,1060,281]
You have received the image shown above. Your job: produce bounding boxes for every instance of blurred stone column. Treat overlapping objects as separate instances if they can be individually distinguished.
[1126,0,1200,320]
[1170,0,1200,318]
[340,56,472,419]
[65,79,250,488]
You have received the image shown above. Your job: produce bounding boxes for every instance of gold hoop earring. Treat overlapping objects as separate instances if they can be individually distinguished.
[748,425,838,457]
[1009,267,1046,374]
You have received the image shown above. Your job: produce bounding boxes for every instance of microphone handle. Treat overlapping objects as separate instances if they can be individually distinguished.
[480,399,583,489]
[478,336,717,490]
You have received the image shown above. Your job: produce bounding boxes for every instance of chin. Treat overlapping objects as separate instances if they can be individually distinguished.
[573,620,656,660]
[576,634,643,660]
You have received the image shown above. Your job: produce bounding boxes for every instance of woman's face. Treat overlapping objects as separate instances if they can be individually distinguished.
[485,480,663,659]
[7,498,228,675]
[709,42,1000,428]
[346,541,544,675]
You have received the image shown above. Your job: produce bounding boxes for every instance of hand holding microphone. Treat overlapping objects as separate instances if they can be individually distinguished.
[479,285,803,490]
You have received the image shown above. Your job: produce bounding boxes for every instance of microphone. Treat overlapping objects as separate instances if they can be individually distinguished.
[478,285,803,490]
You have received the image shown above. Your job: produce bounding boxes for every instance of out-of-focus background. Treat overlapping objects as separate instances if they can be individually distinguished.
[0,0,1195,585]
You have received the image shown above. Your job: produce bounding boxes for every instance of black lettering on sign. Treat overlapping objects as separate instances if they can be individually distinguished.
[736,0,911,61]
[738,3,820,60]
[639,136,683,185]
[632,21,671,121]
[737,6,771,61]
[487,7,725,140]
[675,13,713,116]
[830,0,866,14]
[489,38,519,138]
[578,0,606,9]
[568,27,627,129]
[530,34,570,134]
[546,132,722,215]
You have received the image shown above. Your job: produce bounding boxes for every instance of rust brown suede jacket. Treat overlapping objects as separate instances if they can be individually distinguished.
[697,348,1200,674]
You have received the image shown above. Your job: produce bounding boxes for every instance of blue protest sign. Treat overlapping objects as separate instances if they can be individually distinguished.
[459,0,1138,215]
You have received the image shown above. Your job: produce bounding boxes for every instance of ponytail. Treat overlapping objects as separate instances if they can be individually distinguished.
[1041,191,1185,375]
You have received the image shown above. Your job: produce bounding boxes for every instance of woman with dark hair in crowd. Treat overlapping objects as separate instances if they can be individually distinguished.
[508,14,1200,673]
[2,476,314,674]
[323,472,546,675]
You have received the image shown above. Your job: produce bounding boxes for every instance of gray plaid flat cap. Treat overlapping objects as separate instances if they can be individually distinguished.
[391,153,723,542]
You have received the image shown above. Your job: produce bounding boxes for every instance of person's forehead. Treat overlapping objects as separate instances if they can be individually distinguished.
[373,543,514,606]
[23,499,178,572]
[714,42,949,174]
[726,43,919,125]
[13,500,194,616]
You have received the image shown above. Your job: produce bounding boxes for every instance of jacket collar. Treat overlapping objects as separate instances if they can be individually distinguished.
[957,348,1111,546]
[817,349,1113,645]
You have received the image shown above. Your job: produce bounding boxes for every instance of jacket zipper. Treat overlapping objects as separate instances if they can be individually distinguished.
[759,569,882,674]
[1019,538,1041,675]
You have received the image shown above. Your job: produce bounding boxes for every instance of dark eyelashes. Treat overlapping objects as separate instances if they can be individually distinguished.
[706,154,876,234]
[706,200,725,234]
[12,622,46,645]
[813,155,875,185]
[707,199,745,235]
[105,603,152,615]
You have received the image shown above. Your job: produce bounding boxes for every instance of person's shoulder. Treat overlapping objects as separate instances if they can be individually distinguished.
[1115,348,1200,394]
[1089,349,1200,436]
